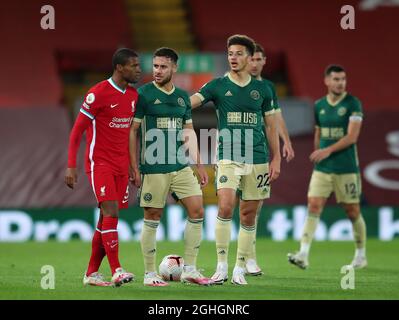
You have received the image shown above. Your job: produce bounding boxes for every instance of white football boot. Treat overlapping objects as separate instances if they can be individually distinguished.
[350,256,368,269]
[144,272,169,287]
[83,272,113,287]
[111,267,135,287]
[231,266,248,285]
[211,263,228,285]
[287,252,309,270]
[245,259,263,276]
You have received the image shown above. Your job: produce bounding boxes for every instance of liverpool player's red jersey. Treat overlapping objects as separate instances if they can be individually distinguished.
[80,78,138,175]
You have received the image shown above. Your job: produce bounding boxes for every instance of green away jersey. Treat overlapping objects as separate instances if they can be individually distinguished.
[261,78,281,150]
[134,81,192,174]
[196,73,275,164]
[314,93,363,174]
[263,78,281,112]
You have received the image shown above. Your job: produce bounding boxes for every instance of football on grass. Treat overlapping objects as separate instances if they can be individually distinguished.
[159,254,184,281]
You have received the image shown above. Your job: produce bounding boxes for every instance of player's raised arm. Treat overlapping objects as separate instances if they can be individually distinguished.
[65,112,92,189]
[264,113,281,182]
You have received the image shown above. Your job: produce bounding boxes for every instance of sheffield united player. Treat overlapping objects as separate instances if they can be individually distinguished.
[65,48,141,287]
[288,65,367,270]
[130,47,213,287]
[190,35,281,285]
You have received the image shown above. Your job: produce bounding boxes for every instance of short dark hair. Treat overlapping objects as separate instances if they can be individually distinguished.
[254,43,266,58]
[325,64,345,76]
[112,48,138,70]
[153,47,179,64]
[227,34,255,56]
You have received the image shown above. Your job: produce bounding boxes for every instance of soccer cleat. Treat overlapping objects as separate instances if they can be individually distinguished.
[287,252,309,270]
[211,263,228,285]
[181,268,214,286]
[350,256,368,269]
[231,266,248,285]
[144,272,169,287]
[245,259,263,276]
[111,267,135,287]
[83,272,113,287]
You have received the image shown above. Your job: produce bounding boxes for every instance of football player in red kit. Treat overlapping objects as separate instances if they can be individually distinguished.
[65,48,141,287]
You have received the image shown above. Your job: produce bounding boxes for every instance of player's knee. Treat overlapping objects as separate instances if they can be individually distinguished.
[188,206,204,220]
[218,203,234,219]
[144,208,163,221]
[240,213,256,226]
[308,201,323,215]
[101,202,119,217]
[343,204,360,221]
[239,204,256,217]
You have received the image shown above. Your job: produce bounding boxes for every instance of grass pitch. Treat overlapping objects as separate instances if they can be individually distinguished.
[0,239,398,300]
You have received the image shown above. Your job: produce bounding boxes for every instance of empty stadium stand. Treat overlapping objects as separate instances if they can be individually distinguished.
[189,0,399,109]
[0,0,131,108]
[126,0,196,52]
[0,108,95,207]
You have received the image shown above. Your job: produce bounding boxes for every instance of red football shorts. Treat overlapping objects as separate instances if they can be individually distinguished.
[87,166,129,209]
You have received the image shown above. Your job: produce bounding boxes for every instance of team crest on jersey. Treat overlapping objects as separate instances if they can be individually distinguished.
[250,90,260,100]
[131,100,136,113]
[219,175,228,183]
[177,97,186,107]
[338,107,347,116]
[143,193,152,202]
[86,93,95,104]
[100,186,106,197]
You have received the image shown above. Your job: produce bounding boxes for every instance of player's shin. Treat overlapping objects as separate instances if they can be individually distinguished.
[101,216,121,274]
[236,224,256,268]
[352,214,367,257]
[141,219,160,273]
[299,213,320,256]
[215,216,232,264]
[184,218,203,268]
[86,217,106,275]
[248,210,261,261]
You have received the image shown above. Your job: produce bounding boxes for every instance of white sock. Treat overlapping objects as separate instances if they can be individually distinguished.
[217,262,228,270]
[355,248,366,258]
[299,243,310,256]
[184,265,195,272]
[145,271,156,277]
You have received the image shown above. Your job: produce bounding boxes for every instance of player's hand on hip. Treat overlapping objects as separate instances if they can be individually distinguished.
[65,168,77,189]
[310,148,331,163]
[197,164,209,188]
[269,157,281,182]
[283,143,295,162]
